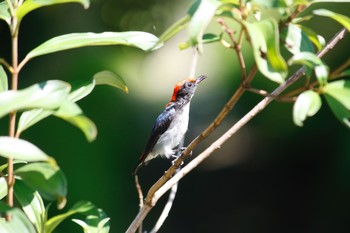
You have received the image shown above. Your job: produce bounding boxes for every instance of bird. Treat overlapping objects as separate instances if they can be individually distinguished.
[132,75,206,175]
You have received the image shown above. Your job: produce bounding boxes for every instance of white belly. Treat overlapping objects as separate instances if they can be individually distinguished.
[147,104,190,161]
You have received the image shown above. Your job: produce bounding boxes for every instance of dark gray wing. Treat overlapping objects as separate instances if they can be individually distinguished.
[133,104,175,174]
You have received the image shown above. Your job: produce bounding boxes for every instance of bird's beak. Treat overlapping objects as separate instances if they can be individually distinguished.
[195,75,206,85]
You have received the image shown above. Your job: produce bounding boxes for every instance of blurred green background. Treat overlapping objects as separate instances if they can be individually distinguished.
[1,0,350,232]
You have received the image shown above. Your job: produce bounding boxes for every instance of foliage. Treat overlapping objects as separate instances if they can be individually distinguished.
[158,0,350,128]
[0,0,161,232]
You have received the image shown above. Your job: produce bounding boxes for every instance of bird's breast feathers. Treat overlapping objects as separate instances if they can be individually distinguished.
[151,103,190,159]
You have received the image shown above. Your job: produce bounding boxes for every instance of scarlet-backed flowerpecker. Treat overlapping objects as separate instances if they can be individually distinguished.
[133,75,206,174]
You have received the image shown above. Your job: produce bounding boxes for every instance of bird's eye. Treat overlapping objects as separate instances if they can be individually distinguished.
[186,82,193,88]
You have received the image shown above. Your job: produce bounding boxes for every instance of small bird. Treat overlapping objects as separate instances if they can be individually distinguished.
[133,75,206,174]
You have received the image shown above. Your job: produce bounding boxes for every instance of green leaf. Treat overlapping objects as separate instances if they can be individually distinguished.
[293,90,322,126]
[0,206,36,233]
[324,94,350,128]
[58,114,97,142]
[0,177,7,200]
[0,80,71,118]
[45,201,94,233]
[15,162,67,208]
[25,32,162,62]
[17,109,53,136]
[72,205,110,233]
[288,51,329,86]
[299,26,325,52]
[282,24,315,54]
[188,0,222,52]
[157,15,190,46]
[244,18,288,83]
[14,180,45,233]
[16,0,90,25]
[0,1,11,25]
[94,70,128,93]
[0,65,8,92]
[313,9,350,32]
[202,33,221,44]
[0,137,50,162]
[322,80,350,109]
[68,80,96,102]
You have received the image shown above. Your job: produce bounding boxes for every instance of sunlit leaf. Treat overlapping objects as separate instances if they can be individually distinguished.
[16,0,90,25]
[0,137,50,162]
[0,206,36,233]
[94,70,128,93]
[58,114,97,142]
[288,51,328,86]
[244,18,288,83]
[322,80,350,109]
[0,65,8,92]
[17,109,53,136]
[157,15,190,46]
[15,162,67,208]
[313,9,350,32]
[0,80,71,118]
[293,90,322,126]
[25,32,162,63]
[0,177,7,200]
[68,80,95,102]
[14,180,45,233]
[282,24,314,54]
[0,1,11,25]
[188,0,222,52]
[45,201,94,233]
[324,94,350,128]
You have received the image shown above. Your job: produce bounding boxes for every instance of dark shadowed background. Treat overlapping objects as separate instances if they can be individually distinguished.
[1,0,350,232]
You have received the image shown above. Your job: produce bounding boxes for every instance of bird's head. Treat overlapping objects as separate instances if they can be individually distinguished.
[167,75,206,105]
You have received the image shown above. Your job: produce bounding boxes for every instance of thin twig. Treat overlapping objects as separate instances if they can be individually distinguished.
[149,169,179,233]
[134,175,144,233]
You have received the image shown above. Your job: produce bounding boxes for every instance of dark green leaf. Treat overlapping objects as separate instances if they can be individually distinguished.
[15,162,67,208]
[299,26,325,52]
[94,70,128,93]
[0,65,8,92]
[0,80,71,118]
[202,33,221,44]
[25,32,162,63]
[324,94,350,128]
[244,18,288,83]
[282,24,315,54]
[188,0,222,52]
[293,90,322,126]
[322,80,350,109]
[0,137,50,162]
[14,180,45,233]
[313,9,350,32]
[45,201,94,233]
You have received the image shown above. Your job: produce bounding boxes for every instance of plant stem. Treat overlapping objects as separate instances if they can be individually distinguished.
[7,9,19,214]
